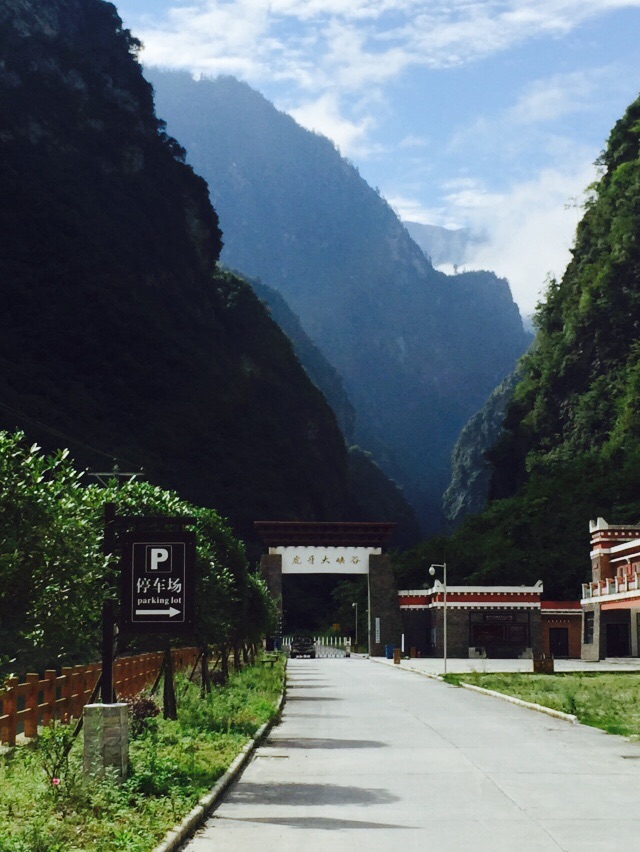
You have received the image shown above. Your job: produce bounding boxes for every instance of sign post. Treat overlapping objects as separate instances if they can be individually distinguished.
[100,503,117,704]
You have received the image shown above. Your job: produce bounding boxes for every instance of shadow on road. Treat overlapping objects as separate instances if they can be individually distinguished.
[285,695,341,702]
[229,782,399,807]
[214,815,415,831]
[267,737,387,750]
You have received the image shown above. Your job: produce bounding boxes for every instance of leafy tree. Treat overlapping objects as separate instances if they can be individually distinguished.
[0,432,273,680]
[0,432,105,675]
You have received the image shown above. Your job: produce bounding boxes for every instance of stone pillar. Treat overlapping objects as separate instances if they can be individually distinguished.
[581,604,599,662]
[368,554,402,656]
[83,703,128,781]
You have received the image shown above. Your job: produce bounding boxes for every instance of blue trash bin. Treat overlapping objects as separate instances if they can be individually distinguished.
[385,644,394,659]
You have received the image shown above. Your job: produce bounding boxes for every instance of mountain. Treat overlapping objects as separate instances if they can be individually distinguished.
[146,70,531,531]
[397,91,640,599]
[442,371,520,529]
[0,0,393,543]
[243,275,422,546]
[247,276,356,441]
[403,222,487,268]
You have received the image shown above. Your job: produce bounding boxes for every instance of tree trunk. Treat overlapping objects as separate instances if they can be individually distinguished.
[233,643,241,672]
[201,646,210,698]
[220,644,229,684]
[163,646,178,720]
[242,644,249,665]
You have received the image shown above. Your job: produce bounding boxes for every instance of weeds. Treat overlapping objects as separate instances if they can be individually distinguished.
[0,657,284,851]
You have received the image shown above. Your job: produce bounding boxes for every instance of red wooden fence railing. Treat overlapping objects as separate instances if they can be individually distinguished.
[0,647,198,746]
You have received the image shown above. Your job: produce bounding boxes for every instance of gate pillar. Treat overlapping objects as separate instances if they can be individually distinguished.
[369,553,402,657]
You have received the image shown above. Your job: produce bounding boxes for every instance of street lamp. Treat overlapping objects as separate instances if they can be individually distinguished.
[352,602,358,646]
[429,562,447,675]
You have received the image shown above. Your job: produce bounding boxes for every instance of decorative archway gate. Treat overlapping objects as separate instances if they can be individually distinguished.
[255,521,402,656]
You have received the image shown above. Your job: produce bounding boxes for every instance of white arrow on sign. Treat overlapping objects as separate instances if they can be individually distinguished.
[135,607,181,618]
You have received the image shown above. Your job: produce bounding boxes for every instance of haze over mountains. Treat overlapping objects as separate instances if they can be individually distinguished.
[402,222,488,270]
[148,70,531,531]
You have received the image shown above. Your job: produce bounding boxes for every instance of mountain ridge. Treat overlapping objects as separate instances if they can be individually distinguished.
[147,69,531,530]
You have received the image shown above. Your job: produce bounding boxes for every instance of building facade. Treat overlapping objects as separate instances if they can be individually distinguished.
[581,517,640,661]
[399,584,581,659]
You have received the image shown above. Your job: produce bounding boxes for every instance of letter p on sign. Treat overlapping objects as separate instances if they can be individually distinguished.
[147,546,171,573]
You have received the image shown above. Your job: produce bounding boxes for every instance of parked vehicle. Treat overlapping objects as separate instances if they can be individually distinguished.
[290,636,316,658]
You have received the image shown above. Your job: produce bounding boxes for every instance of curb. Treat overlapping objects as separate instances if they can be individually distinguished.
[457,681,578,723]
[368,655,443,681]
[151,676,286,852]
[368,657,578,723]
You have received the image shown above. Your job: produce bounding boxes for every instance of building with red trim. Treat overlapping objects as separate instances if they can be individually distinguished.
[581,517,640,660]
[398,584,581,659]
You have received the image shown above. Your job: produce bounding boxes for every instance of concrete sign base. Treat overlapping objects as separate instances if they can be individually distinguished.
[83,703,129,781]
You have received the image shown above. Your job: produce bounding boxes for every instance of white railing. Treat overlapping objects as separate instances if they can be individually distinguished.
[582,571,640,599]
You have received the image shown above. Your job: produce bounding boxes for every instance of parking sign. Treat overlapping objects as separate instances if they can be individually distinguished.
[121,531,196,632]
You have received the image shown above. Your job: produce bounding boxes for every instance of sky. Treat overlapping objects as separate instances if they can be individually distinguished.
[117,0,640,316]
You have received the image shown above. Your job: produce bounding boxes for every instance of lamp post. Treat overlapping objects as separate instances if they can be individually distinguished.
[352,602,358,646]
[429,562,447,675]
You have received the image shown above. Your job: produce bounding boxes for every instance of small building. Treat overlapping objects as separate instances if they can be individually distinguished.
[541,600,582,659]
[581,517,640,660]
[399,584,582,659]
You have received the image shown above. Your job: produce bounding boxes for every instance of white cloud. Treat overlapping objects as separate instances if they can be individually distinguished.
[442,164,596,315]
[289,92,377,155]
[387,194,446,224]
[134,1,640,93]
[508,67,619,125]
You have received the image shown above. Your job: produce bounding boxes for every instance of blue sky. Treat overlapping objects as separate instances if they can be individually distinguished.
[117,0,640,315]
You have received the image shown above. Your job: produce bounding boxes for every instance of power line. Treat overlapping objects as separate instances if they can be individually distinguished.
[0,398,143,471]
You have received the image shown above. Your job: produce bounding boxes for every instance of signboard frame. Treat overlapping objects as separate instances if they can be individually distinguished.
[120,530,196,633]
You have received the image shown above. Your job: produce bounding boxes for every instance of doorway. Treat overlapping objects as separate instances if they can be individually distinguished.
[606,622,630,657]
[549,627,569,657]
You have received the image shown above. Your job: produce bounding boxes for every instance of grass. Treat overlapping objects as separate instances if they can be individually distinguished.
[443,670,640,737]
[0,656,285,852]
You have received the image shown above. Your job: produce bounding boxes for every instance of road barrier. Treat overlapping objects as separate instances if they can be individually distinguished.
[0,647,198,746]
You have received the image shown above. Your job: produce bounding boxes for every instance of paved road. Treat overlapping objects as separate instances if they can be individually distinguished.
[182,657,640,851]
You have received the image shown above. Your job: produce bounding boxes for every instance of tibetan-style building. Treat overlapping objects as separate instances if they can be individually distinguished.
[398,584,581,659]
[581,517,640,660]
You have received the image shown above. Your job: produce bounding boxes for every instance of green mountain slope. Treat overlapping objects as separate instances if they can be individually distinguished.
[398,92,640,598]
[146,70,530,531]
[443,371,520,529]
[0,0,366,540]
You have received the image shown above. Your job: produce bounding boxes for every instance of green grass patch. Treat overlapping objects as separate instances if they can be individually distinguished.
[444,670,640,737]
[0,657,285,851]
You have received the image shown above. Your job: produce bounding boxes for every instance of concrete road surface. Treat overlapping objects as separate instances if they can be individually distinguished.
[182,656,640,851]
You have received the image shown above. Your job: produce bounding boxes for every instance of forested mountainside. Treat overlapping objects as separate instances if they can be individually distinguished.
[248,277,356,441]
[442,371,520,529]
[397,92,640,599]
[147,70,530,531]
[0,0,413,543]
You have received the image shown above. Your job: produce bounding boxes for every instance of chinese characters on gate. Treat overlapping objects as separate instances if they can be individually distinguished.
[292,554,361,566]
[277,546,379,575]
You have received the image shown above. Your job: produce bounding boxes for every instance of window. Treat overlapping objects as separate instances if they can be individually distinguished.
[584,611,594,644]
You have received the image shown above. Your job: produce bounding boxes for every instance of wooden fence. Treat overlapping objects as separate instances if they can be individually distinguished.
[0,647,198,746]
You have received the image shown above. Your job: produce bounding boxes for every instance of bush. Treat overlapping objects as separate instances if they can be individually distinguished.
[126,694,161,738]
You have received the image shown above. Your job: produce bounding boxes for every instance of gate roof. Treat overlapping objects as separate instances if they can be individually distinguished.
[254,520,396,548]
